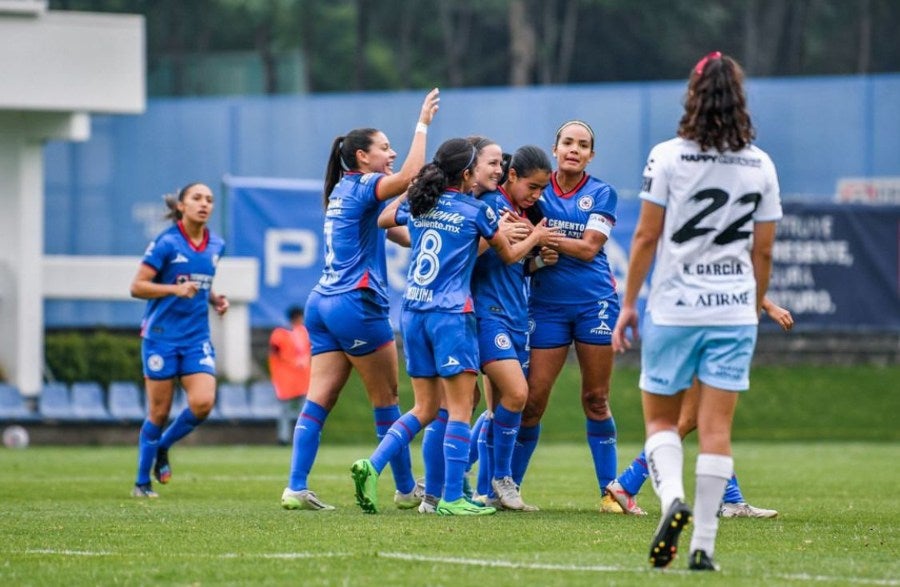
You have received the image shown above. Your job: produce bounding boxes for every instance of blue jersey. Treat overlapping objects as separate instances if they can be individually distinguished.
[530,174,618,305]
[403,190,499,313]
[139,222,225,344]
[313,172,390,302]
[472,188,529,331]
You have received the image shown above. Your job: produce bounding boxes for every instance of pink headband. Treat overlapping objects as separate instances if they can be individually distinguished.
[694,51,722,75]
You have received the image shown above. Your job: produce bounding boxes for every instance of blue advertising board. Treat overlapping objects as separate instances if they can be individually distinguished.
[223,176,899,333]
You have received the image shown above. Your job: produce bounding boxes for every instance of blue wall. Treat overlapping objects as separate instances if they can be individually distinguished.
[43,74,900,327]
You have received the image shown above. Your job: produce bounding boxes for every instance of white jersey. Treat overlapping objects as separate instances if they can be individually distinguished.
[640,137,782,326]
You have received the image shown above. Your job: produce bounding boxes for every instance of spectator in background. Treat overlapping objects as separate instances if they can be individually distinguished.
[268,306,311,445]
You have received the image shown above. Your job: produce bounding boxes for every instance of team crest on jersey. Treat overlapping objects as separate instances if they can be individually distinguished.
[494,333,512,350]
[147,354,164,372]
[577,195,594,211]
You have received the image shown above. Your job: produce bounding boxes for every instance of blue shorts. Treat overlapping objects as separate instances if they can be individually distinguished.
[142,337,217,380]
[639,316,758,395]
[528,294,620,348]
[305,289,394,357]
[401,310,479,378]
[477,318,528,372]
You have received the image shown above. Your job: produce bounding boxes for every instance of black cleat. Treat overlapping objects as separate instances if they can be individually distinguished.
[153,447,172,484]
[649,498,693,568]
[688,549,720,571]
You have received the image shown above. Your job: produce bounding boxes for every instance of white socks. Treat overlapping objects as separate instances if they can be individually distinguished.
[645,430,684,513]
[690,453,734,557]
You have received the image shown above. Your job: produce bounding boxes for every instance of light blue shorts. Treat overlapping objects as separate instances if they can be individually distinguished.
[401,310,479,378]
[142,337,216,380]
[639,316,758,395]
[305,289,394,357]
[477,318,529,372]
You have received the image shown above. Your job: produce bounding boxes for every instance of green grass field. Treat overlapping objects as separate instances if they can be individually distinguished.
[2,441,898,586]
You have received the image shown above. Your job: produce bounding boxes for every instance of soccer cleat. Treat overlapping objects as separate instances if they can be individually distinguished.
[492,476,528,511]
[605,480,647,516]
[600,493,625,514]
[153,447,172,484]
[351,459,379,514]
[648,498,692,568]
[688,549,720,571]
[417,494,439,514]
[436,496,497,516]
[281,488,335,511]
[719,502,778,518]
[132,483,159,498]
[394,483,425,509]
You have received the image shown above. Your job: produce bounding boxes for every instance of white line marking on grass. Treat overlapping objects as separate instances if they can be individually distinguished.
[774,574,900,586]
[26,549,114,556]
[218,552,352,560]
[377,552,635,573]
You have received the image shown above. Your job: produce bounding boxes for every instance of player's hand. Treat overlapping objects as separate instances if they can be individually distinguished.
[499,212,531,243]
[538,246,558,267]
[418,88,440,126]
[174,281,200,299]
[763,302,794,331]
[532,218,562,248]
[611,305,639,353]
[211,293,229,316]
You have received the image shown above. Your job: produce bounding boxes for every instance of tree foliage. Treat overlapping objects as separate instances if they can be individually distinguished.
[50,0,900,95]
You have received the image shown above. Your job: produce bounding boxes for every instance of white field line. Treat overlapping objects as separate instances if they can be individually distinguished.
[17,549,900,585]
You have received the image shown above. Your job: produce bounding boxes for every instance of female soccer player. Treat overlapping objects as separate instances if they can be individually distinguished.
[280,88,440,511]
[612,51,782,571]
[471,145,556,511]
[417,135,505,513]
[130,182,229,498]
[351,137,559,516]
[515,120,623,514]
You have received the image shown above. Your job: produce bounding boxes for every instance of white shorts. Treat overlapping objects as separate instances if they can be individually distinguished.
[639,316,758,395]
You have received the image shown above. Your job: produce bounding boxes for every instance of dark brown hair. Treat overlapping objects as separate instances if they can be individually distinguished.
[322,128,379,207]
[677,53,755,153]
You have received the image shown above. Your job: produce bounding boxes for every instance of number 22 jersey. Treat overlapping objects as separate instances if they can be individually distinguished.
[640,137,782,326]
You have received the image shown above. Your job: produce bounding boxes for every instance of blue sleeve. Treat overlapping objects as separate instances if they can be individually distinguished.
[475,203,499,240]
[594,184,618,223]
[142,234,172,272]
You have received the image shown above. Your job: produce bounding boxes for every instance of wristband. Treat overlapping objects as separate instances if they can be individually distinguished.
[415,122,428,134]
[534,256,546,269]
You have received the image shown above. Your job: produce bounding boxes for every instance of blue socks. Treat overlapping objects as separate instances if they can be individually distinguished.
[135,419,162,485]
[476,415,493,496]
[374,405,416,494]
[442,420,471,502]
[492,404,521,480]
[723,473,745,504]
[511,423,541,486]
[159,407,204,450]
[586,416,617,494]
[617,450,650,496]
[421,409,448,498]
[370,412,422,474]
[288,400,329,490]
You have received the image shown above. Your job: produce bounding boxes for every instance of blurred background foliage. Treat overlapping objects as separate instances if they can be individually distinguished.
[52,0,900,96]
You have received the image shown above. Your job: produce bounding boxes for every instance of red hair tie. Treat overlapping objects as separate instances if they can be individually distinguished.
[694,51,722,75]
